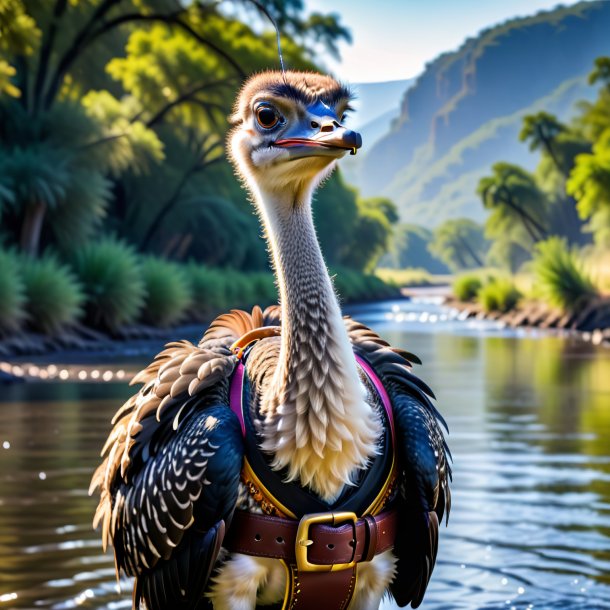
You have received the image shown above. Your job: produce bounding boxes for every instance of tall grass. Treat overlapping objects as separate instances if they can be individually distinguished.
[0,249,25,335]
[453,274,483,302]
[140,258,193,327]
[20,255,84,335]
[533,237,597,310]
[72,238,145,331]
[477,278,521,313]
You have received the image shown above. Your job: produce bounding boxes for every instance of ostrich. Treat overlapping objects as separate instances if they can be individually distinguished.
[90,71,451,610]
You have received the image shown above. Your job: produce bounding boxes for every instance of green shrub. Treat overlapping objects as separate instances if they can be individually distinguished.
[0,249,25,335]
[250,272,277,305]
[453,274,483,302]
[533,237,597,310]
[72,238,145,331]
[331,268,398,302]
[140,258,192,327]
[332,268,365,301]
[187,265,230,319]
[20,255,83,335]
[223,270,258,308]
[477,278,521,313]
[365,273,399,299]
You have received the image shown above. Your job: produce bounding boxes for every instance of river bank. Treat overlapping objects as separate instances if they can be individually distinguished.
[445,294,610,346]
[3,289,609,385]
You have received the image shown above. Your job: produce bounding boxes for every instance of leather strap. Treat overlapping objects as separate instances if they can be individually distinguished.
[224,508,397,567]
[225,509,398,610]
[284,566,357,610]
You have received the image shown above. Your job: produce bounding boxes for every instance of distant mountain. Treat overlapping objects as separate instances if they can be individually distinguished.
[348,79,413,130]
[351,1,610,227]
[340,79,413,183]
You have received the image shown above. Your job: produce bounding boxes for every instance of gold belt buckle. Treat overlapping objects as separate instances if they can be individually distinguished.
[295,511,358,573]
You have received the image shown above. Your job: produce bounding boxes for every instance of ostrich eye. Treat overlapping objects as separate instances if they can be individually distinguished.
[256,106,280,129]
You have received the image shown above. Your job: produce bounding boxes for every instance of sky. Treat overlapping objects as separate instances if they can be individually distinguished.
[303,0,596,83]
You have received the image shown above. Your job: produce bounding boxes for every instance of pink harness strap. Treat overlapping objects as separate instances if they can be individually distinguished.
[230,361,246,436]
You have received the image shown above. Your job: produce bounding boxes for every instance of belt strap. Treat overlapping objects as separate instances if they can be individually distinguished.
[226,509,397,565]
[224,508,398,609]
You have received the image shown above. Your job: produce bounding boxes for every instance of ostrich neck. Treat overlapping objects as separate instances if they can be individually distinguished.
[258,188,357,400]
[252,185,379,501]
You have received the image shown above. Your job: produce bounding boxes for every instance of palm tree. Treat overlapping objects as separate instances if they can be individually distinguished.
[478,163,548,243]
[520,112,566,175]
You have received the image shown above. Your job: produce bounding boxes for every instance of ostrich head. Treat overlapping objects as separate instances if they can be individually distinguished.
[228,71,362,201]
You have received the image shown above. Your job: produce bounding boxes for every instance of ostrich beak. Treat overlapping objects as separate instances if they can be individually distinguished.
[275,126,363,157]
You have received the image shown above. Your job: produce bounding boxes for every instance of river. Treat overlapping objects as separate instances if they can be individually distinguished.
[1,298,609,610]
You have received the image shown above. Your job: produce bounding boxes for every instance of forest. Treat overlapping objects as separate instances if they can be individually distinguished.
[0,0,398,343]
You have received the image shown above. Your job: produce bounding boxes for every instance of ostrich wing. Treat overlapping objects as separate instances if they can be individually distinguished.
[90,307,273,609]
[345,316,451,608]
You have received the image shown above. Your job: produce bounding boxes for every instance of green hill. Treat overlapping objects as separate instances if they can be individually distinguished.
[353,1,610,227]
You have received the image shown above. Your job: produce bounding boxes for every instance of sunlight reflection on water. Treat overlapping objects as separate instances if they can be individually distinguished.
[1,299,609,609]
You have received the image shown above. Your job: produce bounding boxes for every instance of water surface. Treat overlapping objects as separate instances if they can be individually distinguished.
[1,299,609,609]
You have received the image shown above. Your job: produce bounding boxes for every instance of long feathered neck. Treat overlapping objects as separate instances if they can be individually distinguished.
[252,184,380,502]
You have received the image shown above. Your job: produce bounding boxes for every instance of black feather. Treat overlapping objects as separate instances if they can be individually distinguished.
[111,402,243,606]
[136,521,226,610]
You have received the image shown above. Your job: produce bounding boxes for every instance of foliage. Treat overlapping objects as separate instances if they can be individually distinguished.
[520,112,566,171]
[376,267,445,288]
[567,130,610,220]
[187,265,277,320]
[453,274,483,302]
[332,268,399,302]
[562,56,610,248]
[187,264,230,320]
[477,278,521,313]
[250,273,278,306]
[345,197,398,272]
[312,171,359,266]
[19,255,83,335]
[0,0,403,342]
[478,163,548,244]
[140,258,193,327]
[0,96,153,255]
[71,238,145,331]
[0,0,361,267]
[0,249,25,335]
[533,237,597,310]
[429,218,487,272]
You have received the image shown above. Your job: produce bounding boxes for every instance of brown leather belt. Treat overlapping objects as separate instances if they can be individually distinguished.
[224,508,398,609]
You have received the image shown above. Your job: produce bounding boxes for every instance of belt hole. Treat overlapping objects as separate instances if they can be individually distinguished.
[254,534,261,542]
[276,536,284,544]
[348,540,355,547]
[327,543,334,550]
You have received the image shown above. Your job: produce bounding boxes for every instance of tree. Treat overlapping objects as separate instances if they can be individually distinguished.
[576,57,610,142]
[0,0,353,264]
[566,56,610,246]
[428,219,487,272]
[520,112,566,175]
[567,131,610,223]
[478,162,549,244]
[0,95,160,255]
[345,197,398,272]
[589,56,610,87]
